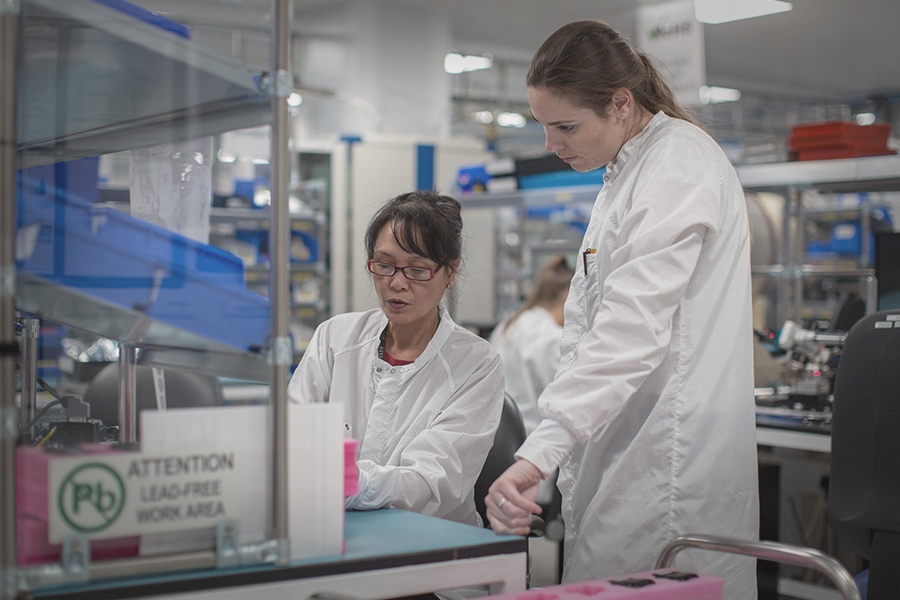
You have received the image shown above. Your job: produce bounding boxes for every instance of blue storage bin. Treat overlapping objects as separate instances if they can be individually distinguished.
[290,229,319,263]
[17,166,271,352]
[517,168,605,190]
[830,222,863,255]
[234,227,319,265]
[457,164,490,193]
[92,0,191,39]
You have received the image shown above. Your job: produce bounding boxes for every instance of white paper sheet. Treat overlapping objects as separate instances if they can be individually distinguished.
[288,402,345,560]
[138,405,270,555]
[138,403,345,560]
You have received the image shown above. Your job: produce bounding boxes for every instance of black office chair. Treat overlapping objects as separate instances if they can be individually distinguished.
[82,363,225,433]
[827,309,900,600]
[474,393,546,535]
[831,292,866,333]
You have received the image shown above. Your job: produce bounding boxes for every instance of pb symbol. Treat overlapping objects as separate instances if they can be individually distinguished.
[58,463,126,533]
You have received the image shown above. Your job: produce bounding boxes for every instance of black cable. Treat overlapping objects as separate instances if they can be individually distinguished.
[36,375,63,401]
[23,377,68,430]
[0,342,20,356]
[27,398,62,430]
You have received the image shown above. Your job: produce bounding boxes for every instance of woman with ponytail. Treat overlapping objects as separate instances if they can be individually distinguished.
[485,20,758,600]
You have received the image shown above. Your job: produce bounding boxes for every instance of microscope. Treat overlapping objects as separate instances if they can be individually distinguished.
[776,319,846,410]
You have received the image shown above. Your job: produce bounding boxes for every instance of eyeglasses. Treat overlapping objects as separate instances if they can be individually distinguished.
[367,260,443,282]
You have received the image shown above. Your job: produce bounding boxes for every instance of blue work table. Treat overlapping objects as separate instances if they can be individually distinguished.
[31,509,528,599]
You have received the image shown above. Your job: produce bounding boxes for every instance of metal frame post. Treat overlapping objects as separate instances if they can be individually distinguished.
[269,0,293,565]
[118,344,138,445]
[1,1,21,598]
[18,317,38,444]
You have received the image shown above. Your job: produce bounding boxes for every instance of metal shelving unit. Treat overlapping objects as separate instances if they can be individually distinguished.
[458,184,596,327]
[736,154,900,191]
[16,0,276,376]
[209,206,330,358]
[17,0,270,170]
[459,155,900,330]
[740,154,900,599]
[4,0,294,596]
[735,154,900,329]
[457,183,602,211]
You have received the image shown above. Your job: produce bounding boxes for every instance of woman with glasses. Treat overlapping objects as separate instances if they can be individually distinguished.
[288,190,504,528]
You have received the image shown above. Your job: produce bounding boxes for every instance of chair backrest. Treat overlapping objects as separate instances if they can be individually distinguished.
[827,310,900,589]
[82,363,225,432]
[831,292,866,333]
[474,393,528,527]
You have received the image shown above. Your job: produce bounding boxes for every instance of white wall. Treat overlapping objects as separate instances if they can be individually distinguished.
[348,137,419,313]
[325,134,490,316]
[293,1,453,139]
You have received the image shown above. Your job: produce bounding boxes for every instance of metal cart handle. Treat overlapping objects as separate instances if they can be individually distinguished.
[655,534,861,600]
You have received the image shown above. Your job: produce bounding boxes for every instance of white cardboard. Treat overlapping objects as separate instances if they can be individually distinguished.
[138,403,345,560]
[288,402,345,560]
[138,405,270,555]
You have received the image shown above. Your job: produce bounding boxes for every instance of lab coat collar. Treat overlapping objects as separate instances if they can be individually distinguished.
[606,111,668,180]
[373,303,455,369]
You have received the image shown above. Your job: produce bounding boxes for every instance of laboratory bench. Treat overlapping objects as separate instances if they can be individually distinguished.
[756,425,831,454]
[756,425,839,600]
[28,508,528,600]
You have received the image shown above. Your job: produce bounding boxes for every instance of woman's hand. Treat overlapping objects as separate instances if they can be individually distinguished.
[485,459,544,535]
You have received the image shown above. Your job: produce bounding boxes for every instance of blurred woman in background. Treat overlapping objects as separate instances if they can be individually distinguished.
[489,254,573,436]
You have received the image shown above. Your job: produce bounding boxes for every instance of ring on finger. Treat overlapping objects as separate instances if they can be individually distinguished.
[497,496,507,509]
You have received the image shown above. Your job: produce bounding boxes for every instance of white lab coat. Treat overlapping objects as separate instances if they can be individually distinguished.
[516,112,759,599]
[288,305,504,527]
[490,307,562,505]
[490,306,563,434]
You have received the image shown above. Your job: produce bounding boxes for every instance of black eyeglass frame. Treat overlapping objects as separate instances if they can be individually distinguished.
[366,259,444,281]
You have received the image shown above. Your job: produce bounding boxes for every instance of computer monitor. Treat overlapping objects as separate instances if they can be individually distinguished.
[874,232,900,310]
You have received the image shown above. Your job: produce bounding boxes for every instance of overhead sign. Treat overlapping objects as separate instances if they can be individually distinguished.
[49,450,240,543]
[637,0,706,107]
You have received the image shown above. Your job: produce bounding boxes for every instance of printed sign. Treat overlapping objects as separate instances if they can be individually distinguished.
[49,451,239,543]
[637,0,706,106]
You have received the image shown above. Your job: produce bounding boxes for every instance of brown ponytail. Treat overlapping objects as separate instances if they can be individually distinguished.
[633,50,704,129]
[527,20,704,129]
[499,254,574,333]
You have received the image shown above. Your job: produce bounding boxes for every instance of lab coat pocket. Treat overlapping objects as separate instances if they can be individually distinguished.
[581,250,602,314]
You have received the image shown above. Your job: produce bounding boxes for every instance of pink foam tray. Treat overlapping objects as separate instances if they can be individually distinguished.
[490,570,723,600]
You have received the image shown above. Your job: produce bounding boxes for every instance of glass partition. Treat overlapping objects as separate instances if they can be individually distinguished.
[7,0,301,594]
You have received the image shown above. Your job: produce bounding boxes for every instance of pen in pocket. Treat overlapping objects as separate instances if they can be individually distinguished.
[582,247,596,275]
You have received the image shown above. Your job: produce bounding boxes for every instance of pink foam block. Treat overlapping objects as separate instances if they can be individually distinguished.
[16,445,140,566]
[490,570,723,600]
[341,438,360,554]
[344,438,359,498]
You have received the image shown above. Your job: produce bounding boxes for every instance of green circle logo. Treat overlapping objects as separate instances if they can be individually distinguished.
[58,462,126,533]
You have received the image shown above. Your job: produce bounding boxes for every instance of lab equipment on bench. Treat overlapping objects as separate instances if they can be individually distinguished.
[776,319,846,402]
[754,318,846,433]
